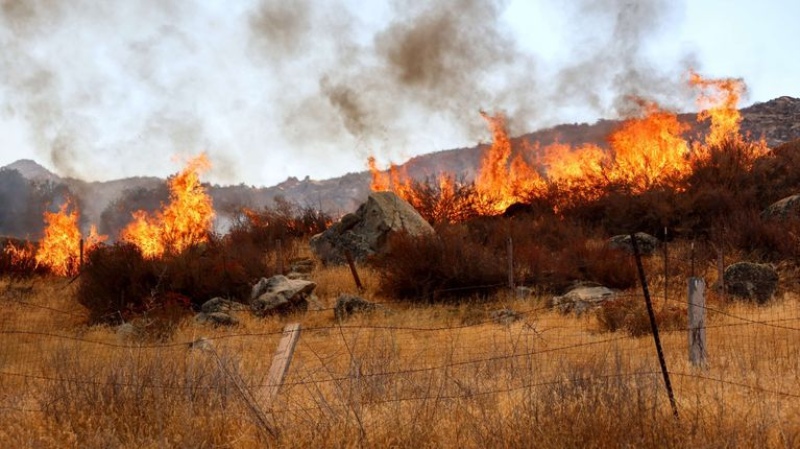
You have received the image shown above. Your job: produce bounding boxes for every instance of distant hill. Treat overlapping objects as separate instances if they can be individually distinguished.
[3,96,800,237]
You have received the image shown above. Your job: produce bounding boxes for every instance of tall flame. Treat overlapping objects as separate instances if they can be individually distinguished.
[34,202,107,276]
[474,112,545,214]
[120,154,215,258]
[689,71,745,147]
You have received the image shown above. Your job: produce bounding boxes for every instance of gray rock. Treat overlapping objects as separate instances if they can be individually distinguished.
[200,297,246,314]
[289,257,316,274]
[515,286,534,299]
[608,233,660,255]
[490,308,523,325]
[552,285,618,316]
[310,191,435,264]
[722,262,779,304]
[762,194,800,220]
[188,337,214,352]
[195,312,239,327]
[250,275,317,316]
[334,294,383,321]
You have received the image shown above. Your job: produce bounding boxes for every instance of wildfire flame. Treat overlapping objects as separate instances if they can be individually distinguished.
[369,73,763,219]
[120,154,215,259]
[689,71,745,147]
[34,201,107,276]
[607,101,691,192]
[4,240,37,268]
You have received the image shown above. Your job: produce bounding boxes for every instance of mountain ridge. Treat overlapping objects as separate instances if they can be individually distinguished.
[3,96,800,231]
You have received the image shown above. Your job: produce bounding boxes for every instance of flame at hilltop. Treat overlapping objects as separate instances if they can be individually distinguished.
[370,73,763,218]
[121,154,215,259]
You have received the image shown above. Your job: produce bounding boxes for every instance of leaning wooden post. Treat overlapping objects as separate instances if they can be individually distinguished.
[344,250,365,292]
[263,323,301,410]
[688,278,707,367]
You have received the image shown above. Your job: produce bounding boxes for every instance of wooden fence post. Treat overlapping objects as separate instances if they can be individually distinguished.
[263,323,301,409]
[344,250,365,292]
[688,278,707,367]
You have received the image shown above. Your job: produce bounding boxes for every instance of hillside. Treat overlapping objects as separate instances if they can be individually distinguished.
[2,96,800,238]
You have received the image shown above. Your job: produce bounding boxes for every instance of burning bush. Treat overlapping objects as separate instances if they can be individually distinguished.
[77,197,329,324]
[0,238,45,278]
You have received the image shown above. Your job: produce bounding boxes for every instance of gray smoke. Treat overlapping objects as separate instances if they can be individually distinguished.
[0,0,696,186]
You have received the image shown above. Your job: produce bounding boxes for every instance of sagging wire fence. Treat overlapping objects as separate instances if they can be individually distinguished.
[0,234,799,438]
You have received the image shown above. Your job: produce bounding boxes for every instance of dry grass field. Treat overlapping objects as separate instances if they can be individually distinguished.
[1,249,800,449]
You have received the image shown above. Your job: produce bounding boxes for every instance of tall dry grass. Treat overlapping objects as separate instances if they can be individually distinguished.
[1,253,800,448]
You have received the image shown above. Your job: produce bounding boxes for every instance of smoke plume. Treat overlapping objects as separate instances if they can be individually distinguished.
[0,0,695,186]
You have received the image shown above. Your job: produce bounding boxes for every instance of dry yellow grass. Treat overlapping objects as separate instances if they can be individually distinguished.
[1,258,799,448]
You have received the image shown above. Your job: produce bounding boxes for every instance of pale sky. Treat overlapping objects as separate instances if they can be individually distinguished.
[0,0,797,187]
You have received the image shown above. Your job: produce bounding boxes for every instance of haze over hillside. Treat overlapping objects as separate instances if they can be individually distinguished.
[2,95,800,240]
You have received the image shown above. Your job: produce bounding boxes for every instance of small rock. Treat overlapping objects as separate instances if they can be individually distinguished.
[250,275,318,316]
[490,308,523,325]
[188,337,214,352]
[608,233,660,255]
[289,258,316,274]
[194,312,239,327]
[762,194,800,220]
[200,297,246,314]
[552,285,618,316]
[515,286,534,299]
[334,294,383,321]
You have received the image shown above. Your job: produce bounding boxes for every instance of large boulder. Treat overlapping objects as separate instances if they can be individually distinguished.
[722,262,779,304]
[552,284,618,316]
[250,275,318,316]
[310,191,435,263]
[762,194,800,220]
[608,232,660,255]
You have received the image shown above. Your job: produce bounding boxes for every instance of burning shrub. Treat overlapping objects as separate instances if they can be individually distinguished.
[398,176,480,224]
[372,225,507,302]
[0,238,45,278]
[79,191,330,324]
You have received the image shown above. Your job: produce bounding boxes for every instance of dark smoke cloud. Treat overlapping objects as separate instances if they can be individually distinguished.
[248,0,312,59]
[0,0,695,186]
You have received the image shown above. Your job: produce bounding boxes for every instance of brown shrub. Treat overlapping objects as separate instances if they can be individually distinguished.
[372,225,506,302]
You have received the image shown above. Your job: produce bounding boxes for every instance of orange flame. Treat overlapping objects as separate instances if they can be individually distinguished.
[4,240,37,269]
[607,102,691,192]
[474,112,545,214]
[120,154,215,259]
[367,73,765,219]
[689,71,745,147]
[34,202,107,276]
